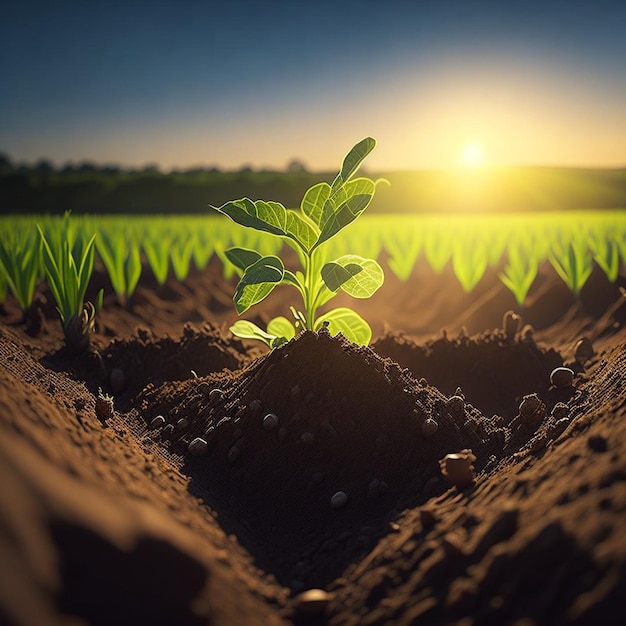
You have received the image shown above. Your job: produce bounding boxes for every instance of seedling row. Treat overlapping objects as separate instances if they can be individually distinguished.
[1,209,624,332]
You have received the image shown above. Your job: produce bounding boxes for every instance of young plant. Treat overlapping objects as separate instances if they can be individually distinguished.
[96,231,142,308]
[143,234,171,286]
[452,237,488,292]
[0,227,41,317]
[549,237,593,298]
[170,234,195,282]
[38,224,103,353]
[212,137,387,347]
[499,242,539,308]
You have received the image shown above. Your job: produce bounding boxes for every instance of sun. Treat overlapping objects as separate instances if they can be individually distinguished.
[460,143,484,167]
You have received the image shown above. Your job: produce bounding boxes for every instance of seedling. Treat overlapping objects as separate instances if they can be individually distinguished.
[499,241,538,307]
[96,230,142,308]
[0,228,41,316]
[549,237,593,298]
[212,137,388,346]
[38,221,103,353]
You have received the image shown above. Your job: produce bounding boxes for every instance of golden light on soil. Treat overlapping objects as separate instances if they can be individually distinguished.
[460,143,484,167]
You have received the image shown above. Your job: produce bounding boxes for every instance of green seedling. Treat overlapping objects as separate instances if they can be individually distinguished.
[549,236,593,298]
[212,137,388,347]
[170,233,195,282]
[452,237,488,292]
[0,227,41,316]
[38,223,103,353]
[499,242,539,307]
[143,234,171,285]
[96,231,142,308]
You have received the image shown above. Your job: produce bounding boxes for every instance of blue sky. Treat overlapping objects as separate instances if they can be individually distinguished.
[2,0,625,171]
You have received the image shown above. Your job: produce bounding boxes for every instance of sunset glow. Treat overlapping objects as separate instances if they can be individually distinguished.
[460,144,484,167]
[1,2,625,171]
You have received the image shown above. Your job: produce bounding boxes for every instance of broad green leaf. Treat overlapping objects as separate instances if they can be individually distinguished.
[331,137,376,192]
[233,255,285,314]
[224,247,262,272]
[267,316,296,341]
[213,198,318,252]
[333,255,384,298]
[229,320,274,347]
[315,307,372,346]
[316,179,375,247]
[321,261,363,292]
[301,182,331,227]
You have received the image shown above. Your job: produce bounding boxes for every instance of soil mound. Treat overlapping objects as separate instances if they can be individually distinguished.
[95,323,247,406]
[138,330,512,588]
[373,326,565,420]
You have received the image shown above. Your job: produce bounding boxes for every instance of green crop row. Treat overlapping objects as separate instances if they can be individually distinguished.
[0,210,624,322]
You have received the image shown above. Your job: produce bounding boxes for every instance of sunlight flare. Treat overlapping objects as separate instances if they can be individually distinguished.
[460,143,484,167]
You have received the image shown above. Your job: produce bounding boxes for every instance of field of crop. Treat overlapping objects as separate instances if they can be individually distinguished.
[2,210,624,320]
[2,201,626,622]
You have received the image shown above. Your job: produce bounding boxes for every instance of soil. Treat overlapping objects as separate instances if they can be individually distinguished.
[1,251,626,626]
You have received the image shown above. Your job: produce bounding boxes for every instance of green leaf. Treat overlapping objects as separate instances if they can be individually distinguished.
[452,240,488,292]
[143,236,170,285]
[331,137,376,192]
[316,178,376,247]
[126,243,143,299]
[321,262,363,292]
[224,247,262,272]
[229,320,274,347]
[267,316,296,341]
[301,182,331,227]
[213,198,318,252]
[315,307,372,346]
[233,255,285,314]
[332,255,384,298]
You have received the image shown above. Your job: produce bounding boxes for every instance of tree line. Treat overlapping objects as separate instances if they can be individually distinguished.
[1,152,624,214]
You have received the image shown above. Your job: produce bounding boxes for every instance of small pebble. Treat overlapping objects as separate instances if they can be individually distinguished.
[519,393,545,419]
[300,431,315,444]
[550,367,574,388]
[209,388,224,402]
[263,413,279,430]
[574,337,595,364]
[95,391,115,421]
[188,437,208,456]
[330,491,348,509]
[150,415,166,429]
[551,402,569,419]
[294,589,332,617]
[439,449,477,489]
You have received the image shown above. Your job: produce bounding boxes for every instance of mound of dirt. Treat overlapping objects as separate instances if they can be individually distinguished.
[372,325,566,420]
[134,327,594,593]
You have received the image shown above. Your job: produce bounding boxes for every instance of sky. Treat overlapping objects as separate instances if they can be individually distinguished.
[1,0,626,172]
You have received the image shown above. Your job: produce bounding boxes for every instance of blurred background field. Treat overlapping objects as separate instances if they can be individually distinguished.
[1,158,625,214]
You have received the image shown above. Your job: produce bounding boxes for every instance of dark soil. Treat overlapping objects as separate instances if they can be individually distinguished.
[1,253,626,626]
